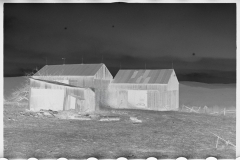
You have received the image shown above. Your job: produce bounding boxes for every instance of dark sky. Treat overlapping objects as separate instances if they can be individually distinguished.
[4,3,236,83]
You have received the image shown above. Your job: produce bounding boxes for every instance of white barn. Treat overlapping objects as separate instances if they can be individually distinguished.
[31,63,113,111]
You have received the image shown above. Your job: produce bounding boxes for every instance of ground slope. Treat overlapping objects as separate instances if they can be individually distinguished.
[4,105,236,159]
[3,78,236,158]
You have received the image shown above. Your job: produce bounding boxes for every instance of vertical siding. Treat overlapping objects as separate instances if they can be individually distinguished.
[147,91,152,109]
[159,89,162,109]
[167,70,179,91]
[94,64,113,80]
[93,65,113,108]
[118,90,128,108]
[166,70,179,110]
[28,80,32,110]
[147,90,159,110]
[36,65,114,110]
[155,91,159,110]
[95,89,100,111]
[167,91,171,109]
[63,89,68,110]
[108,84,175,111]
[176,89,179,110]
[161,91,166,110]
[83,89,95,112]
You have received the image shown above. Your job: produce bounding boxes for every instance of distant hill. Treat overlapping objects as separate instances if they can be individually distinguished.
[180,81,236,89]
[179,82,236,109]
[177,70,236,84]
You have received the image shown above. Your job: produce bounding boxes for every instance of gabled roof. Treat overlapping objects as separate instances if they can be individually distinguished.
[112,69,174,84]
[33,64,104,76]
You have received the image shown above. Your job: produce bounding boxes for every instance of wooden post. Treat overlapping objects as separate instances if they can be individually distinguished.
[182,104,185,111]
[204,106,208,114]
[28,87,31,110]
[95,89,99,111]
[75,98,80,112]
[210,131,236,149]
[216,137,219,148]
[63,90,68,111]
[226,140,229,146]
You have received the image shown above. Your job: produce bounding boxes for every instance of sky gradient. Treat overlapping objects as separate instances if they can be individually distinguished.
[4,3,236,83]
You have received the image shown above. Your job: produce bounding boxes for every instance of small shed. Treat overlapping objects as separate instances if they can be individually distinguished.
[108,69,179,111]
[29,78,95,112]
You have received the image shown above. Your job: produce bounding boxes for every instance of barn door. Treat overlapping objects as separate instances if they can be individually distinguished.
[118,90,128,108]
[128,90,148,108]
[69,95,76,110]
[76,99,85,112]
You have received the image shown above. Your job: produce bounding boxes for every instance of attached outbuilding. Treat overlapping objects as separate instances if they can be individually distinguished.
[29,78,95,112]
[108,69,179,111]
[32,63,113,110]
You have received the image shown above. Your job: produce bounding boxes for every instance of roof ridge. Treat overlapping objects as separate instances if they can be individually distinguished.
[43,63,103,66]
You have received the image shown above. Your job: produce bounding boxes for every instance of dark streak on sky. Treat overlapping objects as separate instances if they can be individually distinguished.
[4,3,236,83]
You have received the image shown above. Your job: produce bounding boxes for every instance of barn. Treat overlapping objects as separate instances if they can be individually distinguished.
[29,78,95,112]
[108,69,179,111]
[31,63,113,111]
